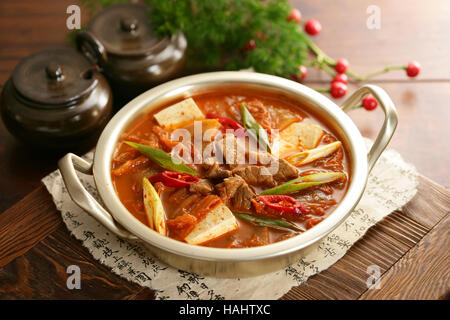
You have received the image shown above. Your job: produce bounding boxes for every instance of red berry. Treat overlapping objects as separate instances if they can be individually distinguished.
[332,73,348,84]
[304,19,322,36]
[362,95,378,111]
[287,8,302,23]
[291,66,307,82]
[335,58,349,74]
[244,39,256,51]
[330,81,347,98]
[406,61,421,77]
[299,65,307,80]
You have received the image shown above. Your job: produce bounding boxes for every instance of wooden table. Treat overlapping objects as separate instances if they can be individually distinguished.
[0,0,448,300]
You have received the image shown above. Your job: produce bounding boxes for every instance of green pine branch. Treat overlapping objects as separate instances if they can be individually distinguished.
[145,0,308,76]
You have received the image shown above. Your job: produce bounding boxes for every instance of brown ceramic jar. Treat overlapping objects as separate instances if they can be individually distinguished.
[0,47,113,150]
[76,2,187,102]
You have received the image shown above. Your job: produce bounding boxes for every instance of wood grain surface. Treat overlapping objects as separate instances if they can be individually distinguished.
[281,176,450,300]
[0,225,155,300]
[359,214,449,300]
[0,0,449,300]
[0,186,61,268]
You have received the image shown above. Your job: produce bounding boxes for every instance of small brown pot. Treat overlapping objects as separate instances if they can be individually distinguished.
[76,3,187,103]
[0,47,113,150]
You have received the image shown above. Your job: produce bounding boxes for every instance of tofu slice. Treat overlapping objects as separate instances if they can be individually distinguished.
[280,122,324,150]
[184,203,238,245]
[154,98,205,128]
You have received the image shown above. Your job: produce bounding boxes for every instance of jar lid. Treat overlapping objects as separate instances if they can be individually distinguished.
[12,47,97,106]
[88,3,168,56]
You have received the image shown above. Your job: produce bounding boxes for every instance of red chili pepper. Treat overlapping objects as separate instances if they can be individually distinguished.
[148,171,199,188]
[206,113,246,137]
[257,195,307,215]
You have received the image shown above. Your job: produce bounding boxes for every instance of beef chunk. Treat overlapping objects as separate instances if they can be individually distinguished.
[232,182,256,212]
[200,159,232,179]
[215,176,255,212]
[272,158,299,182]
[216,176,243,199]
[232,166,275,187]
[189,179,214,195]
[247,149,298,182]
[199,135,297,185]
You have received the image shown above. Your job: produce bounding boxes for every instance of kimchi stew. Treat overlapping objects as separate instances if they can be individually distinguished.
[111,90,350,248]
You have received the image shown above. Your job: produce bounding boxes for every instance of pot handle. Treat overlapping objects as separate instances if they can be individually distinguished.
[58,153,137,240]
[341,84,398,173]
[76,31,108,66]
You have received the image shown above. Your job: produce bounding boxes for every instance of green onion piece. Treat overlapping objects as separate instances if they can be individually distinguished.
[260,172,346,195]
[233,212,303,232]
[124,141,198,176]
[240,104,272,153]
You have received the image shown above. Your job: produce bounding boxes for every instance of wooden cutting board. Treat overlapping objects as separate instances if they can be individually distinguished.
[0,174,448,299]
